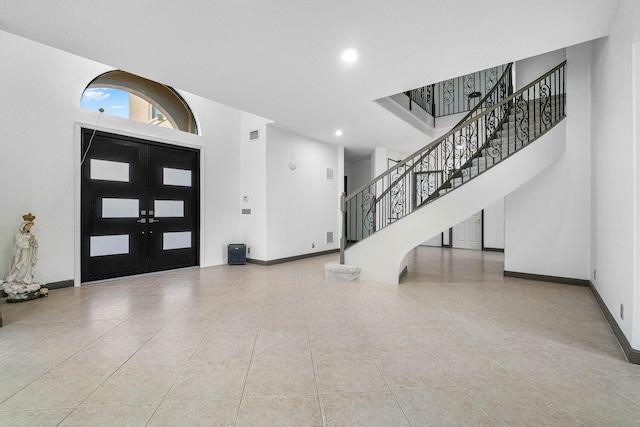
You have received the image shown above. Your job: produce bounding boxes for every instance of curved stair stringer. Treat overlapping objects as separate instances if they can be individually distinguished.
[344,120,567,285]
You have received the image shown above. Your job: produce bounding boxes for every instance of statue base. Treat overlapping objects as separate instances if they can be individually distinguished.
[7,288,49,303]
[2,281,48,302]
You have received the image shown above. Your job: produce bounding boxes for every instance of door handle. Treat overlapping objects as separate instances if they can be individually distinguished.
[149,218,160,223]
[137,218,147,223]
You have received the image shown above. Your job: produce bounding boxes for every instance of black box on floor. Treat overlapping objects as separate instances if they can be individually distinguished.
[228,243,246,265]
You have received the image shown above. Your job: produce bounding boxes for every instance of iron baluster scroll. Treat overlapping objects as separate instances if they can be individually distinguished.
[362,191,375,234]
[342,62,566,252]
[442,79,455,115]
[388,164,410,223]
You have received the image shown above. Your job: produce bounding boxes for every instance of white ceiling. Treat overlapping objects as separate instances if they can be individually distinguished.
[0,0,619,159]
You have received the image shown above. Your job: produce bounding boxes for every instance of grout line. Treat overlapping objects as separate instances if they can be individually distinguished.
[144,289,232,426]
[369,346,415,427]
[0,293,133,410]
[232,284,267,426]
[304,305,327,427]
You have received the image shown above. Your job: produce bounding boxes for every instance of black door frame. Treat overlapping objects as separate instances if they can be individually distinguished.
[80,128,200,283]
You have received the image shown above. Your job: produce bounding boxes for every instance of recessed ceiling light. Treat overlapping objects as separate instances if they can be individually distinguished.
[341,48,358,63]
[335,129,343,136]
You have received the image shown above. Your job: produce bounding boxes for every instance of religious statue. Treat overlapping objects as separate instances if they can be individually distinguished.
[1,213,48,302]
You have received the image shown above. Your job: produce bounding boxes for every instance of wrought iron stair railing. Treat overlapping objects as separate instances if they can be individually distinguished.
[405,63,510,117]
[344,61,566,247]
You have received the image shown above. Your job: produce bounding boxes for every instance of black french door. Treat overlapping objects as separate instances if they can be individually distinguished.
[81,129,199,282]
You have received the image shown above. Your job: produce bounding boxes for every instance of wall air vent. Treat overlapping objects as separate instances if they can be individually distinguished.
[249,130,259,140]
[326,232,334,244]
[326,167,334,180]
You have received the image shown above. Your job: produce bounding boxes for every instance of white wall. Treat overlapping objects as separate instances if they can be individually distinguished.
[240,113,271,261]
[192,96,244,268]
[265,125,341,260]
[0,31,101,285]
[591,0,640,347]
[0,30,245,283]
[386,148,406,165]
[504,44,591,281]
[514,48,567,91]
[372,147,389,178]
[483,198,505,250]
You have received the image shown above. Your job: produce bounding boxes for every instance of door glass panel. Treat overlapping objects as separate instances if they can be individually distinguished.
[163,231,191,250]
[102,198,139,218]
[91,159,130,182]
[163,167,191,187]
[90,234,129,257]
[155,200,184,217]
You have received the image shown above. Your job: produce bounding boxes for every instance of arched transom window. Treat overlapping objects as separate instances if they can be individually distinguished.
[81,70,197,134]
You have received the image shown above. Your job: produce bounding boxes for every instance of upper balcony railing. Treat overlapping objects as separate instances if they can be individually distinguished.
[405,64,509,117]
[344,61,566,247]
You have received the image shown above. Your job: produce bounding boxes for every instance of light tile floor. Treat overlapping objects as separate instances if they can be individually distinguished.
[1,247,640,426]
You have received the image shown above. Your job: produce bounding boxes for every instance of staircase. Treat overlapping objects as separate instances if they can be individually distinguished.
[440,94,565,196]
[342,62,567,284]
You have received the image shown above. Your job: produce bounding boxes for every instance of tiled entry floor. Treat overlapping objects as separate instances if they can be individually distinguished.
[1,247,640,426]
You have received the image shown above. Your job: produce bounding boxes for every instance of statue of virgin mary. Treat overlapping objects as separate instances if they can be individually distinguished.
[2,213,47,301]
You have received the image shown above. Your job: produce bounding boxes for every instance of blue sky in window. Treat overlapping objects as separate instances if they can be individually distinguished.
[80,88,129,118]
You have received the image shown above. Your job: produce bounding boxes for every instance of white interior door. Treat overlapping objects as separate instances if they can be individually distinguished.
[452,211,482,250]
